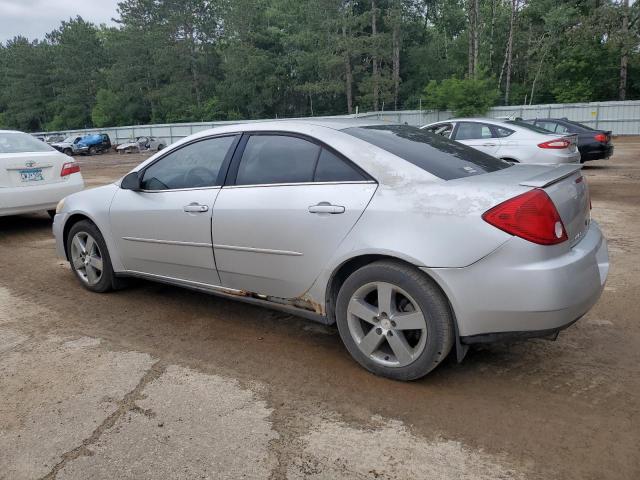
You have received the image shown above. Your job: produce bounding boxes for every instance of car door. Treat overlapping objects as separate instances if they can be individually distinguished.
[110,134,239,285]
[212,133,377,299]
[452,122,501,156]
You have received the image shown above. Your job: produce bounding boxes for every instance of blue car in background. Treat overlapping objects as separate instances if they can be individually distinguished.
[72,133,112,155]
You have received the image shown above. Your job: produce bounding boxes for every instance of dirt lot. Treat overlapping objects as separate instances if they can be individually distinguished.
[1,141,639,480]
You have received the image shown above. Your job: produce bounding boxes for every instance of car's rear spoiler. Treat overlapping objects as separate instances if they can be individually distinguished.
[519,164,582,188]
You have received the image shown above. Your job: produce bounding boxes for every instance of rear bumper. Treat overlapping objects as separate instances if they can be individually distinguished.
[580,144,613,162]
[427,221,609,338]
[0,174,84,216]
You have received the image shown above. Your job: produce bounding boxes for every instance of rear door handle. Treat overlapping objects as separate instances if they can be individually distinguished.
[308,202,345,214]
[482,143,497,147]
[183,203,209,213]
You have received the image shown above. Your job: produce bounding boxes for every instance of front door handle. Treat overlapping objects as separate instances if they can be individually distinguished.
[308,202,345,214]
[482,143,497,147]
[183,203,209,213]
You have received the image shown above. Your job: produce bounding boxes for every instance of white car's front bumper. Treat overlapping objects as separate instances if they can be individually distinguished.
[0,174,84,217]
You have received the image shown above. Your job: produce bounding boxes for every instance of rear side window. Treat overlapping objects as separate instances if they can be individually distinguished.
[236,135,320,185]
[505,120,553,134]
[343,125,510,180]
[454,122,494,140]
[314,149,365,182]
[494,126,514,137]
[535,121,558,132]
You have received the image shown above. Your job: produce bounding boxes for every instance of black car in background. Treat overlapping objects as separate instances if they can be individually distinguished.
[524,118,613,162]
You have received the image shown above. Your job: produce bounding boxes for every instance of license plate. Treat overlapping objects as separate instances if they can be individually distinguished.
[20,168,44,182]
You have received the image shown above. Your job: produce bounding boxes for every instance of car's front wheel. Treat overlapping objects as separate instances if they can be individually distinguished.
[336,260,454,381]
[67,220,116,293]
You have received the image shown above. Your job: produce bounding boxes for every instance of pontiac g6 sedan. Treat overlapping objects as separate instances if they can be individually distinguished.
[53,120,609,380]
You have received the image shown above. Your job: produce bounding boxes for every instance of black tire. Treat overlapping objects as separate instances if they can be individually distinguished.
[66,220,117,293]
[63,148,72,156]
[89,146,97,155]
[157,144,165,151]
[335,260,454,381]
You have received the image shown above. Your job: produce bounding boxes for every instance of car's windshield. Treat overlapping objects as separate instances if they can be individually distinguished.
[343,125,511,180]
[0,132,55,154]
[505,120,552,134]
[62,136,76,143]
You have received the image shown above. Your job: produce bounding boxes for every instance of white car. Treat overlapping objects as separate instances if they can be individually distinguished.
[116,136,165,154]
[0,130,85,218]
[421,118,581,164]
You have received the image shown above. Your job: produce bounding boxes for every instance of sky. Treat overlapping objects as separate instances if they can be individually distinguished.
[0,0,120,43]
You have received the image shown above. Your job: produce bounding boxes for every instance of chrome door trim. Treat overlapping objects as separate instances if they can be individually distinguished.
[139,185,222,193]
[223,180,376,190]
[122,236,213,248]
[213,244,303,256]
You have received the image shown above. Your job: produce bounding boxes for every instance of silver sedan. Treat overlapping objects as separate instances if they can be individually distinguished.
[52,120,609,380]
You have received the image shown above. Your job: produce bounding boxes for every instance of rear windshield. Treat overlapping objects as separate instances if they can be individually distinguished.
[343,125,510,180]
[0,132,54,154]
[504,120,552,134]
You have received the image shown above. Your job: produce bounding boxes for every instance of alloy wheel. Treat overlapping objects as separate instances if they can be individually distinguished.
[346,282,428,368]
[70,232,104,286]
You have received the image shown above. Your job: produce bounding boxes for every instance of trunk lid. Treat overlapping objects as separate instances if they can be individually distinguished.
[513,164,590,246]
[461,164,590,247]
[0,152,70,188]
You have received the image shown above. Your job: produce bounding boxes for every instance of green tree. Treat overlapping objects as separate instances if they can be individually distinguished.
[423,74,499,116]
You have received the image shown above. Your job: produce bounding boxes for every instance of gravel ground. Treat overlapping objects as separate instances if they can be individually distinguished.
[0,140,638,479]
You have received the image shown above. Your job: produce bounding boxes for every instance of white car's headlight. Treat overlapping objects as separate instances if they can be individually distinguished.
[55,198,65,214]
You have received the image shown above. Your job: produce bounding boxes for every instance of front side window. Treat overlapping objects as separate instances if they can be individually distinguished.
[235,135,320,185]
[454,122,494,140]
[141,135,236,190]
[424,123,454,138]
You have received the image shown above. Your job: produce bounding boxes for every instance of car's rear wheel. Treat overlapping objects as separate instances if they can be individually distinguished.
[63,148,72,155]
[336,260,454,381]
[67,221,115,293]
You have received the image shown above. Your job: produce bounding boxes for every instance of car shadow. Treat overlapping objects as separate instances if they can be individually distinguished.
[0,213,53,239]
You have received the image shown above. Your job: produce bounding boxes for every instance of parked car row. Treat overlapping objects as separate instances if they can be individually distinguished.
[45,133,165,156]
[422,117,613,164]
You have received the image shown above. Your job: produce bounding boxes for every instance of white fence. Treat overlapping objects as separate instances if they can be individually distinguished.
[35,100,640,147]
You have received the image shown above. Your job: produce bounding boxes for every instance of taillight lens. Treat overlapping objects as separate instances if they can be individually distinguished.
[482,189,568,245]
[538,138,571,149]
[61,162,80,177]
[594,133,607,143]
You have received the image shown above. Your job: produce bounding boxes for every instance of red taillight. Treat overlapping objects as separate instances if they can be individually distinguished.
[482,189,568,245]
[61,162,80,177]
[594,133,607,143]
[538,138,571,149]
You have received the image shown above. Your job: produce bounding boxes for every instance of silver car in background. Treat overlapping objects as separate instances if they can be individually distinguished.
[52,120,608,380]
[0,130,84,217]
[422,117,581,164]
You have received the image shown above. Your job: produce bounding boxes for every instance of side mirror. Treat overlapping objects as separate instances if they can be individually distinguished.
[121,172,142,191]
